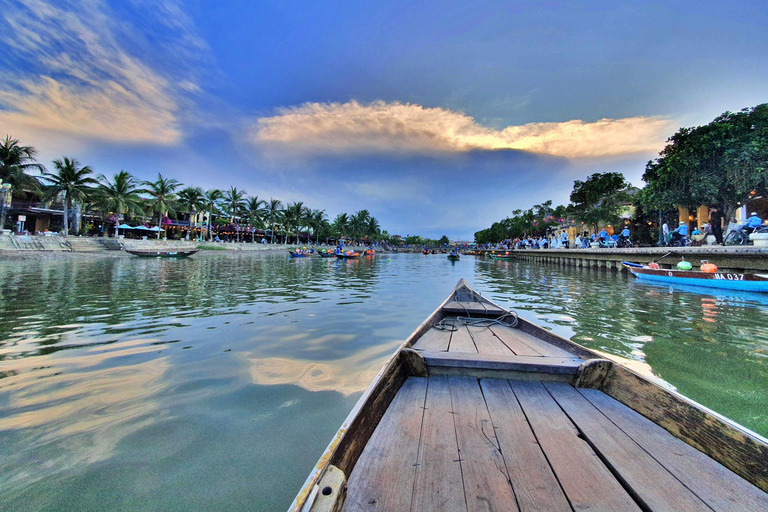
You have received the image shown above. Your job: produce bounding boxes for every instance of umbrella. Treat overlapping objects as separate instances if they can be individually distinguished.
[115,223,132,237]
[134,225,151,230]
[149,225,164,239]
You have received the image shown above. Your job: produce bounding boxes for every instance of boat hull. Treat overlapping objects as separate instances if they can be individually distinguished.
[624,263,768,292]
[126,249,198,257]
[288,251,309,258]
[335,254,360,259]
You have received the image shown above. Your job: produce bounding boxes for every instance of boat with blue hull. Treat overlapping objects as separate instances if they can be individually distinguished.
[623,262,768,292]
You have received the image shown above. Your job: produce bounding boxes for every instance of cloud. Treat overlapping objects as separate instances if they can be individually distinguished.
[252,100,674,159]
[0,0,205,145]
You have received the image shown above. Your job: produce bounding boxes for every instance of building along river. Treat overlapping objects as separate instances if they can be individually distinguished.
[1,252,766,511]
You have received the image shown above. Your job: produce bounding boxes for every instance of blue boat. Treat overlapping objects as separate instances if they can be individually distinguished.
[622,262,768,293]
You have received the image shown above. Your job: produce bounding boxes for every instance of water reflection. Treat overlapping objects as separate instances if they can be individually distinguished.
[0,253,767,511]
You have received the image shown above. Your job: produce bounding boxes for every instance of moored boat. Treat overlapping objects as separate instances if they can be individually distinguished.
[318,250,336,258]
[288,250,309,258]
[291,279,768,511]
[488,252,515,260]
[126,249,199,257]
[335,252,361,259]
[623,261,768,292]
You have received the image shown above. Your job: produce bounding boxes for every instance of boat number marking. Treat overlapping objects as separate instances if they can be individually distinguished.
[714,273,745,281]
[668,271,673,276]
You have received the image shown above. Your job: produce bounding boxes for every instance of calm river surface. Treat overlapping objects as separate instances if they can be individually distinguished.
[1,252,767,510]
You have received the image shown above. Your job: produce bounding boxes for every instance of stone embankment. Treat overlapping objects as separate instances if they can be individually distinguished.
[506,247,768,273]
[0,235,387,256]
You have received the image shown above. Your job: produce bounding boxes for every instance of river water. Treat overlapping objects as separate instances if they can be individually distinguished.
[1,252,766,511]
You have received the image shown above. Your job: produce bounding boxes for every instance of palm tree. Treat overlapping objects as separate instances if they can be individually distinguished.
[308,209,327,244]
[177,186,204,240]
[367,216,381,241]
[266,198,282,243]
[332,213,349,241]
[222,186,247,242]
[203,188,223,241]
[143,173,180,229]
[350,210,371,243]
[95,170,145,235]
[283,201,307,245]
[0,135,44,193]
[40,157,97,236]
[245,196,267,242]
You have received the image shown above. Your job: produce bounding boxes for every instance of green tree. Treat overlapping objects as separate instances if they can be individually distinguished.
[222,186,247,242]
[143,173,180,228]
[245,196,267,242]
[283,202,308,244]
[266,198,282,243]
[569,172,630,231]
[367,216,381,241]
[332,213,349,239]
[203,189,224,241]
[40,157,97,236]
[641,104,768,221]
[439,235,450,245]
[177,186,205,240]
[307,209,328,244]
[95,171,145,234]
[0,135,44,194]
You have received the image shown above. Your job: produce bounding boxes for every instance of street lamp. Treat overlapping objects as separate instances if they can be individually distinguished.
[0,179,12,232]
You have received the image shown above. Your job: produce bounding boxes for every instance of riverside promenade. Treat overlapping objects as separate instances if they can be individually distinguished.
[496,246,768,273]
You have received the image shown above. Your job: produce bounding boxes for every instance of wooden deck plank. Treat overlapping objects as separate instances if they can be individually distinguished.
[466,325,514,356]
[480,379,571,512]
[544,381,709,512]
[448,325,478,353]
[443,301,488,315]
[412,375,467,512]
[490,325,575,358]
[579,387,768,512]
[412,327,452,352]
[449,376,517,512]
[487,325,544,356]
[510,380,640,512]
[343,377,428,512]
[421,351,582,375]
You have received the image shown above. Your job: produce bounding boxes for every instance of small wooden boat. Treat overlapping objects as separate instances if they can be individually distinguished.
[289,251,309,258]
[318,251,336,258]
[447,253,460,261]
[126,249,199,257]
[291,279,768,511]
[364,249,375,255]
[623,261,768,292]
[335,252,361,259]
[488,252,515,260]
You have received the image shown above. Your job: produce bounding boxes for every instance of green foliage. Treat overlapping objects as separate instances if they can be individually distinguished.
[95,171,145,222]
[568,172,630,229]
[143,173,180,226]
[0,135,44,193]
[40,157,98,235]
[439,235,449,245]
[641,103,768,220]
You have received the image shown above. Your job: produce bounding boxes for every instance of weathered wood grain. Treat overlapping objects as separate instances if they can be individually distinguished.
[510,380,640,512]
[466,325,514,356]
[422,351,582,375]
[448,325,478,353]
[579,387,768,512]
[343,377,428,511]
[449,376,517,512]
[573,359,613,389]
[544,381,709,512]
[600,364,768,493]
[412,375,467,512]
[311,465,347,512]
[490,325,575,358]
[480,379,571,512]
[329,354,409,476]
[487,325,544,356]
[442,300,488,315]
[412,327,453,352]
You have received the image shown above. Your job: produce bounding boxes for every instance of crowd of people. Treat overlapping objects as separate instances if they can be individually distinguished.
[482,208,764,251]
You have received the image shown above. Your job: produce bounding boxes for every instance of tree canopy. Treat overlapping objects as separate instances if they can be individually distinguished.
[640,104,768,220]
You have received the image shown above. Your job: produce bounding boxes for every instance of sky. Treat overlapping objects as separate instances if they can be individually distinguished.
[1,0,766,240]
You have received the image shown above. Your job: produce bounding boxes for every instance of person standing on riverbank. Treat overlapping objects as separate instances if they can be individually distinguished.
[709,207,725,245]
